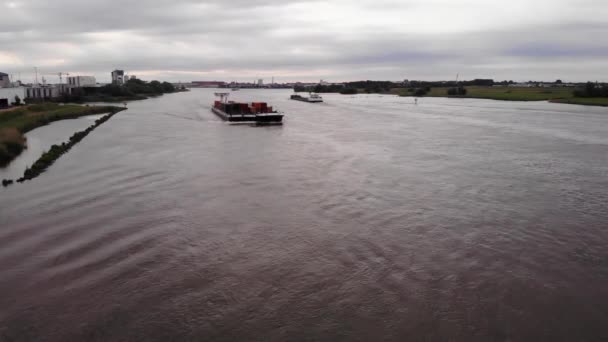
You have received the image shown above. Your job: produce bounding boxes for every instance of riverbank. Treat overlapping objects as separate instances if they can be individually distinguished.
[395,86,608,106]
[79,94,149,103]
[50,84,190,104]
[0,103,125,167]
[549,98,608,107]
[78,89,189,103]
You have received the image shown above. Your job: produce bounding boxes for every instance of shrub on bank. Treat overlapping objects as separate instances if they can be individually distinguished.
[0,128,26,167]
[447,87,467,96]
[413,88,430,96]
[340,88,358,95]
[573,82,608,98]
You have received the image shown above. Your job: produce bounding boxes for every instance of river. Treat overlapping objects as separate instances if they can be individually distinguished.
[0,114,105,180]
[1,89,607,341]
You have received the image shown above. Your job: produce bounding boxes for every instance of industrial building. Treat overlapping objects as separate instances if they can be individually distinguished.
[0,72,10,88]
[67,76,97,88]
[0,70,93,106]
[25,85,70,99]
[190,81,226,88]
[111,70,125,85]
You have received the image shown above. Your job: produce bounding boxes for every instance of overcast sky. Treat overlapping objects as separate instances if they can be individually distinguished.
[1,0,607,83]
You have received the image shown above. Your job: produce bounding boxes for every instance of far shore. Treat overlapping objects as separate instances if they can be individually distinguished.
[79,88,190,103]
[393,86,608,107]
[35,88,189,105]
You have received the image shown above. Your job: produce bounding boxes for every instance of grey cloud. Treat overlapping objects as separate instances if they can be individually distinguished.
[507,44,608,58]
[1,0,607,82]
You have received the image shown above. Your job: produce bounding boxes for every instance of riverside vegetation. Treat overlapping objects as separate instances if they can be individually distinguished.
[296,79,608,106]
[295,81,395,95]
[0,103,124,169]
[56,77,188,103]
[396,83,608,106]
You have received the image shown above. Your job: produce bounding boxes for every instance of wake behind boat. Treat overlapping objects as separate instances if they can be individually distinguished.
[212,93,283,125]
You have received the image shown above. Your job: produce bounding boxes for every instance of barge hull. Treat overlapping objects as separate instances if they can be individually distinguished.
[211,107,283,125]
[290,96,323,103]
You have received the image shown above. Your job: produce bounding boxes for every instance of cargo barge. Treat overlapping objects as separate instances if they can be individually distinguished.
[290,93,323,103]
[212,93,283,124]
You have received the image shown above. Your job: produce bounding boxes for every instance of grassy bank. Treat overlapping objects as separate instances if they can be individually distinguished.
[549,98,608,107]
[395,86,608,106]
[80,94,149,103]
[25,94,149,105]
[0,103,124,167]
[72,88,188,103]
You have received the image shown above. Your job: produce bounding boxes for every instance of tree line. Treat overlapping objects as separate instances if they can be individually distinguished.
[99,78,177,97]
[58,78,181,102]
[294,81,395,94]
[293,79,608,98]
[574,82,608,98]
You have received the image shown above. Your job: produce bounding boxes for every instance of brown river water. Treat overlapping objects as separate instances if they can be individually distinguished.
[1,89,607,341]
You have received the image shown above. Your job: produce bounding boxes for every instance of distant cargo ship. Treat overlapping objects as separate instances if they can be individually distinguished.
[212,93,283,125]
[290,93,323,103]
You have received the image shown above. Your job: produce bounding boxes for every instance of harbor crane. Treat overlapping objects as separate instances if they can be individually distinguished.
[42,72,70,85]
[40,71,71,95]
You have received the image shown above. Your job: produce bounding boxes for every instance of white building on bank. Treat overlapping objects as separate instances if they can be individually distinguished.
[26,84,71,100]
[0,87,27,108]
[26,86,54,99]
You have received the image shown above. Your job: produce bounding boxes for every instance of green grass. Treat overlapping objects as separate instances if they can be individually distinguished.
[394,86,608,106]
[80,94,149,103]
[549,97,608,107]
[0,103,124,167]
